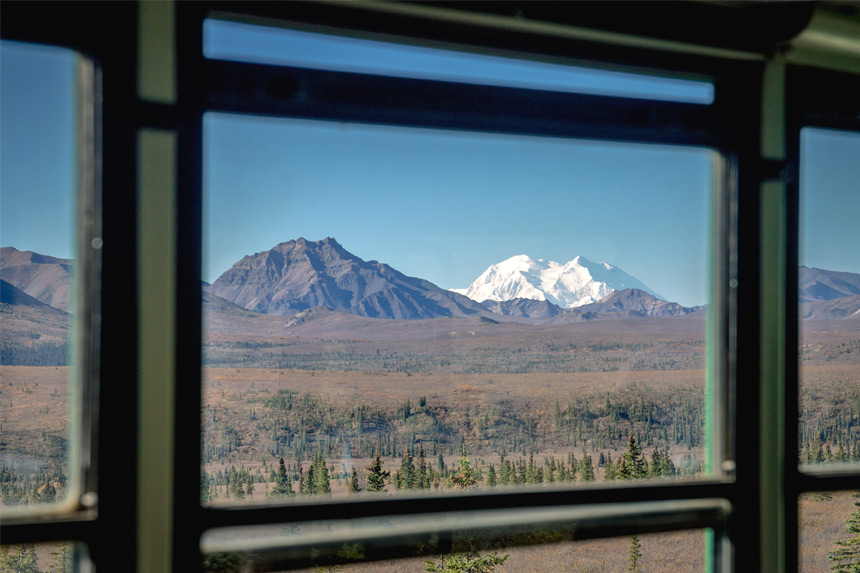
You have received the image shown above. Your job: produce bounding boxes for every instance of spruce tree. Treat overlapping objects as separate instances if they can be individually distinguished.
[348,467,361,494]
[366,450,390,492]
[297,463,306,495]
[416,445,429,489]
[828,493,860,571]
[526,454,541,484]
[271,457,293,497]
[628,535,642,571]
[836,442,847,463]
[451,456,477,489]
[424,551,509,572]
[0,544,41,573]
[812,435,825,464]
[395,449,416,489]
[312,450,331,495]
[49,542,72,573]
[487,464,497,487]
[580,454,595,482]
[201,471,212,504]
[619,435,648,480]
[604,452,617,480]
[662,447,676,476]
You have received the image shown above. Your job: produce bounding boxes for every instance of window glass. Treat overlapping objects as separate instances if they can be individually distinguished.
[203,20,714,104]
[798,128,860,470]
[798,490,860,571]
[0,542,78,572]
[0,41,78,509]
[202,113,714,506]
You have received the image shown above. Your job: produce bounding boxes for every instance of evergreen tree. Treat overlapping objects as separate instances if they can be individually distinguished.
[604,452,617,480]
[49,542,72,573]
[297,463,306,495]
[425,551,509,572]
[580,454,595,482]
[662,447,676,477]
[837,442,847,463]
[829,493,860,572]
[366,450,390,492]
[394,449,416,489]
[311,450,331,495]
[416,445,430,489]
[0,544,41,573]
[437,453,447,477]
[230,466,245,500]
[619,435,647,480]
[526,454,541,485]
[486,464,497,487]
[201,471,213,504]
[451,456,478,489]
[348,467,361,494]
[812,435,825,464]
[628,535,642,571]
[648,447,662,478]
[271,457,293,497]
[245,472,255,497]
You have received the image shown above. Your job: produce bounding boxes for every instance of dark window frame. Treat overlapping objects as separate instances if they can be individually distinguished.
[1,3,858,572]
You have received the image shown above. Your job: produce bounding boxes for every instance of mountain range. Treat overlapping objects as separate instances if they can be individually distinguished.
[207,238,697,322]
[0,247,72,311]
[207,237,487,320]
[2,240,860,328]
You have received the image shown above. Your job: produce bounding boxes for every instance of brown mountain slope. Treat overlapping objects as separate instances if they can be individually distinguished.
[0,246,72,311]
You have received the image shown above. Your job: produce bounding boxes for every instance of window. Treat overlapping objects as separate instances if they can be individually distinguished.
[2,3,859,572]
[0,36,99,571]
[195,9,732,570]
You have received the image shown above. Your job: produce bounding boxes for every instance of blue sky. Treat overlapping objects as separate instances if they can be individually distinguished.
[205,114,713,306]
[1,41,76,260]
[2,28,858,309]
[800,128,860,274]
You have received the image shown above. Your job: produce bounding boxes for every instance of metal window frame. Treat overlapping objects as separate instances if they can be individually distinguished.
[2,2,859,572]
[175,4,753,571]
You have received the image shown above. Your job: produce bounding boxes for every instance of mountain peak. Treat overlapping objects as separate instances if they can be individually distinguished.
[453,254,661,308]
[209,237,487,319]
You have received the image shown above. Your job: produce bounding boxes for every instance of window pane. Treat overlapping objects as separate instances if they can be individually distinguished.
[203,19,714,104]
[0,41,79,509]
[0,542,80,572]
[799,490,860,572]
[798,128,860,470]
[202,113,714,505]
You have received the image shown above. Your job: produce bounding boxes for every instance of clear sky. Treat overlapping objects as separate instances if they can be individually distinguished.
[205,114,713,307]
[2,28,858,309]
[800,128,860,274]
[1,41,77,260]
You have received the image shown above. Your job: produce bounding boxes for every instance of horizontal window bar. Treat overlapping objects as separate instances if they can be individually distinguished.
[204,19,714,104]
[796,466,860,492]
[0,513,96,546]
[201,499,729,571]
[201,479,733,530]
[203,59,728,147]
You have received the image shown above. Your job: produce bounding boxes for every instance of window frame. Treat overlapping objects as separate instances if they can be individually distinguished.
[2,3,859,572]
[177,4,749,571]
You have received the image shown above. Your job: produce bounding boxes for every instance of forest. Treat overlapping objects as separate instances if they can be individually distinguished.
[1,316,859,571]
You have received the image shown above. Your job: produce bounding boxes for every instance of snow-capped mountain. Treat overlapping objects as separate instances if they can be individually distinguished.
[451,254,663,308]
